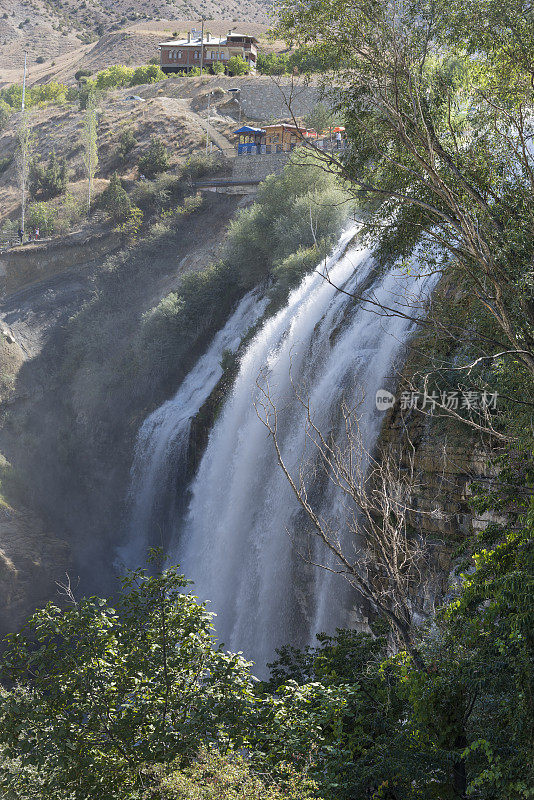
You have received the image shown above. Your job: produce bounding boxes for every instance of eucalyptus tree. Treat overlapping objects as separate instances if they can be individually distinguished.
[276,0,534,380]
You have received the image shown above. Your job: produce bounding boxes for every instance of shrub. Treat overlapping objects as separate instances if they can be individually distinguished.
[156,748,322,800]
[269,245,322,308]
[35,55,45,64]
[0,155,11,175]
[0,84,23,109]
[78,80,95,110]
[99,172,131,221]
[27,202,56,235]
[117,127,137,163]
[188,67,202,76]
[141,260,240,368]
[257,52,289,75]
[0,566,257,798]
[131,172,186,213]
[0,99,10,131]
[212,61,225,75]
[130,64,165,85]
[94,64,134,89]
[138,137,169,179]
[115,205,143,241]
[227,55,250,76]
[29,82,69,106]
[181,153,226,182]
[30,150,68,200]
[224,153,353,289]
[74,69,93,82]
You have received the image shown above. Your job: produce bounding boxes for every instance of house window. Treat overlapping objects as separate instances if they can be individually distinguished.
[211,51,215,59]
[177,50,182,58]
[194,51,199,59]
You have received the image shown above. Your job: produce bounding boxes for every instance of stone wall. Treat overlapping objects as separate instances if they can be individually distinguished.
[232,151,290,181]
[237,79,320,122]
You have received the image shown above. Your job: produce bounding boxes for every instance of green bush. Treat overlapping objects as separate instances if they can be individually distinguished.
[181,153,226,182]
[74,68,93,82]
[0,155,11,175]
[131,172,185,213]
[0,565,257,798]
[269,245,322,307]
[94,64,135,89]
[30,150,68,200]
[26,202,56,235]
[142,260,240,360]
[157,748,322,799]
[188,66,202,76]
[117,126,137,163]
[212,61,225,75]
[257,48,333,76]
[0,99,10,131]
[227,55,250,76]
[131,64,165,85]
[224,153,352,290]
[138,137,170,179]
[99,172,131,221]
[257,52,290,75]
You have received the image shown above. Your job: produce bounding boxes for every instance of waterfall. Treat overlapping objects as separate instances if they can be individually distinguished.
[117,289,267,569]
[122,223,437,671]
[172,229,436,668]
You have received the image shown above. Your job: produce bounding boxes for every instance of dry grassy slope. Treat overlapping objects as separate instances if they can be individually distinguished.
[0,81,240,220]
[0,72,298,226]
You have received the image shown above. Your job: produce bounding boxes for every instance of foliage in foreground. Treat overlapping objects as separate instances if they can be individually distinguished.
[0,454,532,800]
[148,748,322,800]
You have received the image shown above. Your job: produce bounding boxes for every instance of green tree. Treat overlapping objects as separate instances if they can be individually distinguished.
[81,96,98,214]
[0,99,10,132]
[131,64,165,85]
[227,56,251,76]
[153,747,323,799]
[0,563,256,799]
[138,137,169,179]
[275,0,534,379]
[99,172,131,221]
[212,61,225,75]
[15,110,35,242]
[30,150,68,200]
[304,103,337,135]
[26,201,57,236]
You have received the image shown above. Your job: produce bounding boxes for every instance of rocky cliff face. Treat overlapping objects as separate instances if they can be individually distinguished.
[377,374,494,620]
[0,503,69,637]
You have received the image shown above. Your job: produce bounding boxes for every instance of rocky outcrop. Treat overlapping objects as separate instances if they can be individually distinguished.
[0,503,69,637]
[0,228,121,297]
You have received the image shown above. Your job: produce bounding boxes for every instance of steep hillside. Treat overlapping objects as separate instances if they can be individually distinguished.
[0,1,272,81]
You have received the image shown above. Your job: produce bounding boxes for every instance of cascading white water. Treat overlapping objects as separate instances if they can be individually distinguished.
[172,227,437,668]
[122,222,437,671]
[117,290,267,569]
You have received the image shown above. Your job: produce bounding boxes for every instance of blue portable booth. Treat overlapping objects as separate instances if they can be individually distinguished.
[235,125,266,154]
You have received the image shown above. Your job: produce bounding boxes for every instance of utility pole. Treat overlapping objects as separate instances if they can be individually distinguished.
[200,18,204,75]
[20,51,27,243]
